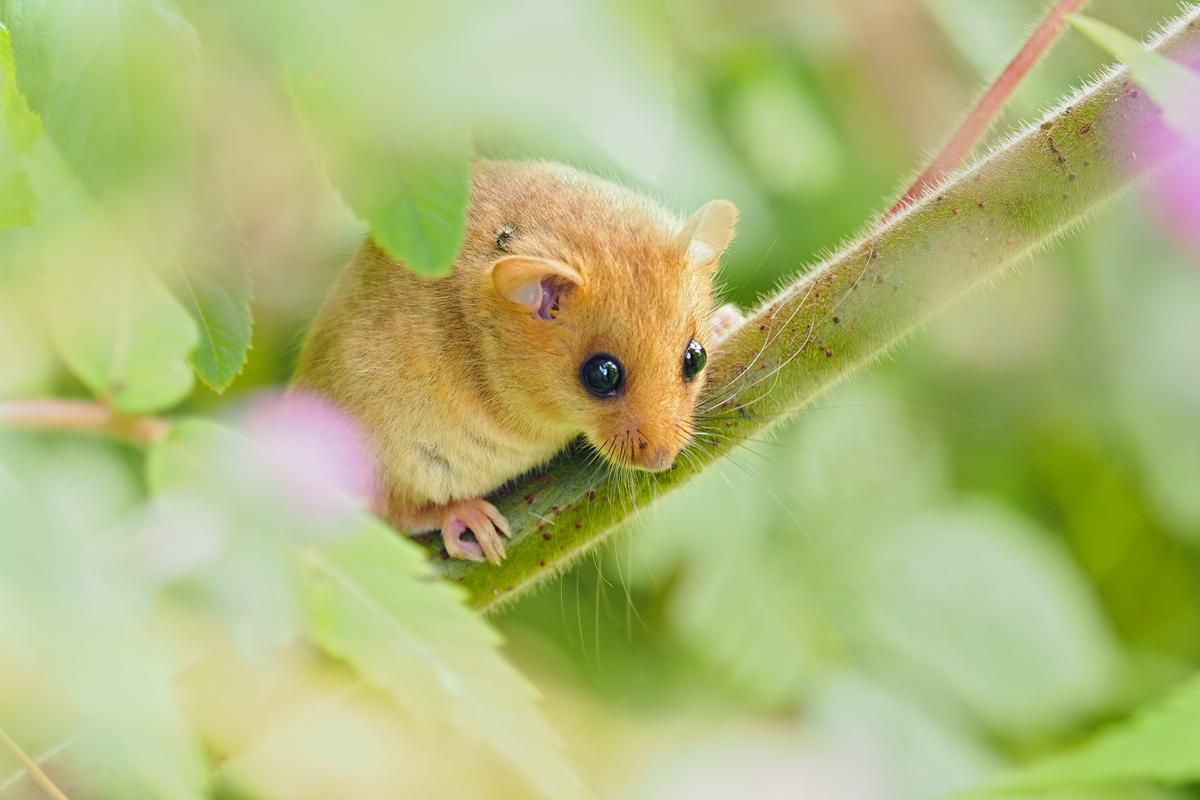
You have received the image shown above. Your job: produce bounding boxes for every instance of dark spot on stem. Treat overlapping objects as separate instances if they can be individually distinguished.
[542,531,552,540]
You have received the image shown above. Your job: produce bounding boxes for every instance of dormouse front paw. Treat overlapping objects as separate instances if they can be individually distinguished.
[440,498,512,565]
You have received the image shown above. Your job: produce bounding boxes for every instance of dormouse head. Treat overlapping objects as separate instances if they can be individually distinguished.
[474,162,737,473]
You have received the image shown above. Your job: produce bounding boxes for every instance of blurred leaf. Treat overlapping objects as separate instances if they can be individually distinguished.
[809,675,1001,800]
[649,468,831,705]
[179,202,254,393]
[727,70,844,196]
[0,171,32,228]
[146,418,241,494]
[0,445,206,800]
[262,0,675,274]
[8,0,200,260]
[0,24,42,154]
[1069,14,1200,148]
[921,0,1026,78]
[292,83,471,277]
[0,26,39,230]
[280,4,470,277]
[460,0,673,178]
[302,518,583,800]
[25,139,198,413]
[636,385,944,706]
[860,504,1123,736]
[146,414,312,655]
[1090,206,1200,538]
[979,674,1200,794]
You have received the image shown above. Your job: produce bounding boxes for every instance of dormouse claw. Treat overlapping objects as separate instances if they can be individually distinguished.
[440,498,512,565]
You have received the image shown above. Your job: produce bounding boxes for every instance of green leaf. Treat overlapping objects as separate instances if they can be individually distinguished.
[145,418,242,495]
[289,65,471,277]
[0,24,40,229]
[179,200,254,393]
[8,0,200,260]
[0,169,31,228]
[0,447,207,800]
[0,24,42,154]
[977,675,1200,794]
[301,519,583,800]
[25,138,198,413]
[1069,14,1200,148]
[861,504,1121,735]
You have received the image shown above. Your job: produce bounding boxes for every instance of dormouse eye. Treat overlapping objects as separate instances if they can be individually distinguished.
[580,354,623,397]
[683,338,706,381]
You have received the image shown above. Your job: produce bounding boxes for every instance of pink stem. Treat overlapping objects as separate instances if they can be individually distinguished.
[886,0,1091,219]
[0,399,171,445]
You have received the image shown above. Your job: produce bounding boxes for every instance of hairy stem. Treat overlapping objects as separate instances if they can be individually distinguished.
[0,727,71,800]
[888,0,1092,218]
[0,400,171,446]
[429,8,1200,612]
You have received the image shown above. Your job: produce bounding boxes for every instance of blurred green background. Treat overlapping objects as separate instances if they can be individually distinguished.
[3,0,1200,797]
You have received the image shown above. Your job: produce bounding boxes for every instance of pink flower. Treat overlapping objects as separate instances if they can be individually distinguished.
[239,390,380,524]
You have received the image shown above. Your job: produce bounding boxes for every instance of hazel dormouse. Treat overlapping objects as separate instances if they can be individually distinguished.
[294,160,741,564]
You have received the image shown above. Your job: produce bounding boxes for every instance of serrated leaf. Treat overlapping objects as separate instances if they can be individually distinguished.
[8,0,200,261]
[288,64,471,277]
[179,202,253,393]
[25,138,198,413]
[0,25,39,229]
[0,24,42,154]
[977,675,1200,794]
[301,519,583,800]
[1069,14,1200,149]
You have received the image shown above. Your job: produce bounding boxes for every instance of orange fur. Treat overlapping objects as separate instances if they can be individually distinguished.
[293,160,736,562]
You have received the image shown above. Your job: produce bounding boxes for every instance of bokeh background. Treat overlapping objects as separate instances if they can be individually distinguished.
[2,0,1200,797]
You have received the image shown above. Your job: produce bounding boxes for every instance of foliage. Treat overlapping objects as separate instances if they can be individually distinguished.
[1,0,1200,799]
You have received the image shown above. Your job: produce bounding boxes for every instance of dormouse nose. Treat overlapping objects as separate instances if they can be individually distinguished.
[637,442,675,472]
[622,419,682,472]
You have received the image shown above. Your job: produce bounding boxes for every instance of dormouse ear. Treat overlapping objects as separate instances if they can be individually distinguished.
[491,255,583,314]
[676,200,738,268]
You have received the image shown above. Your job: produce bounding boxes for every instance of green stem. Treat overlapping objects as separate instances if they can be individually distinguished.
[429,7,1200,611]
